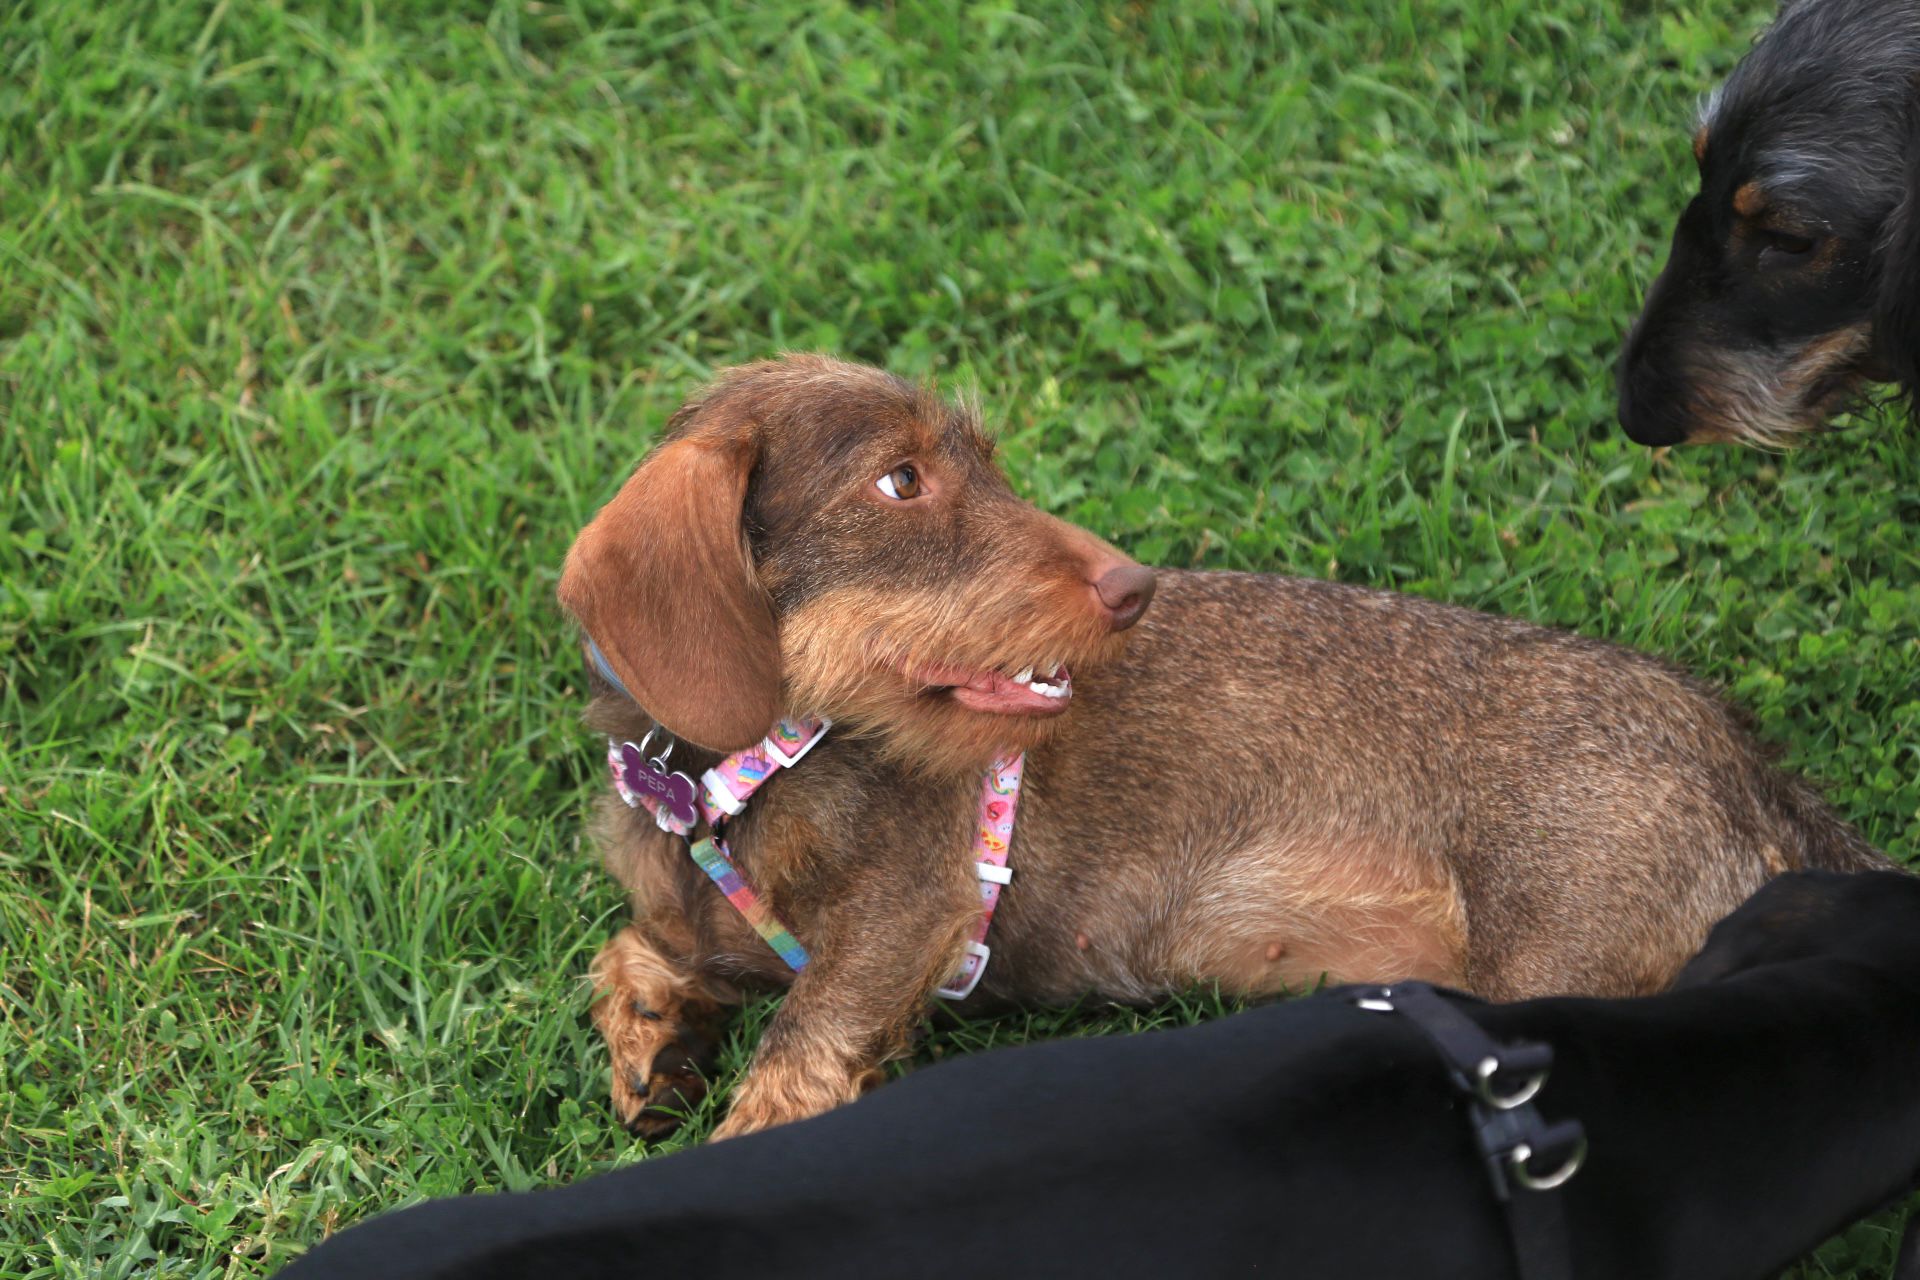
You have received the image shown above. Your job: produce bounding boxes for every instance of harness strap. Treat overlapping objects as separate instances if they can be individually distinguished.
[688,836,810,970]
[1345,982,1586,1280]
[606,707,1024,994]
[610,719,830,838]
[936,753,1025,1000]
[698,718,831,826]
[610,718,828,970]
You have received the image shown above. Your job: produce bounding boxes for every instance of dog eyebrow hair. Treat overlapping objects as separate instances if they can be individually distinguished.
[959,413,997,458]
[1744,155,1852,232]
[1694,85,1724,134]
[1757,147,1842,188]
[919,387,996,459]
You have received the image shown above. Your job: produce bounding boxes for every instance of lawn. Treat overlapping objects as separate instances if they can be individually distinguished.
[3,0,1917,1274]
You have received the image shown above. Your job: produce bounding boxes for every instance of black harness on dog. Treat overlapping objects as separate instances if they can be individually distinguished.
[1343,983,1588,1280]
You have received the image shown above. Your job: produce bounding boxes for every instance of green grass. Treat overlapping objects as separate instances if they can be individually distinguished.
[3,0,1917,1274]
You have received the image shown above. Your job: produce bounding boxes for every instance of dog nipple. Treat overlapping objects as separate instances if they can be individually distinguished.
[1075,932,1090,951]
[1265,941,1285,963]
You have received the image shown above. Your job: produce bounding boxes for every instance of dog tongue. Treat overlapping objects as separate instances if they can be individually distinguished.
[949,668,1071,717]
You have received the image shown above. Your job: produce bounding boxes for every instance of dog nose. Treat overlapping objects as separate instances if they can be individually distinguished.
[1615,343,1694,448]
[1094,564,1156,631]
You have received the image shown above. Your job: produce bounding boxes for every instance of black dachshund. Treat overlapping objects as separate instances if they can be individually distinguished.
[280,871,1920,1280]
[1619,0,1920,447]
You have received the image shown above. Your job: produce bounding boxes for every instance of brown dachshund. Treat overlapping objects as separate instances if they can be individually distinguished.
[560,354,1885,1139]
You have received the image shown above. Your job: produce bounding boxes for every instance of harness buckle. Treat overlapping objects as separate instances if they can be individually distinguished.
[701,770,749,817]
[936,940,992,1000]
[762,717,832,768]
[975,862,1013,885]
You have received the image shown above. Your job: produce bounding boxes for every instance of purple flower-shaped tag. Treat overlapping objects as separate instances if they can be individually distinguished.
[619,740,698,827]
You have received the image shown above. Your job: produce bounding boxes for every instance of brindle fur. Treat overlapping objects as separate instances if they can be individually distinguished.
[561,355,1886,1139]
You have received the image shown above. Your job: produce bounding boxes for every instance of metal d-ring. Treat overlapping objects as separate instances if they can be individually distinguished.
[636,726,677,771]
[1508,1136,1588,1191]
[1476,1055,1547,1110]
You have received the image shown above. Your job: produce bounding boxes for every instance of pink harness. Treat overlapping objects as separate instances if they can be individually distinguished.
[610,720,1023,1000]
[942,753,1024,999]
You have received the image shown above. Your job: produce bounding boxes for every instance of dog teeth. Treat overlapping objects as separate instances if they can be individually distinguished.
[1003,662,1071,698]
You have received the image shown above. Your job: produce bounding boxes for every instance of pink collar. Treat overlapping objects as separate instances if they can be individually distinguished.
[608,720,1022,999]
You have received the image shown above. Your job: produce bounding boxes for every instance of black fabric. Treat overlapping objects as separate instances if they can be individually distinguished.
[1897,1211,1920,1280]
[280,872,1920,1280]
[1508,1182,1573,1280]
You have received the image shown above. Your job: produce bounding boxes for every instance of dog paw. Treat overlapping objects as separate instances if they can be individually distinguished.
[710,1060,882,1141]
[605,1004,720,1138]
[588,931,725,1138]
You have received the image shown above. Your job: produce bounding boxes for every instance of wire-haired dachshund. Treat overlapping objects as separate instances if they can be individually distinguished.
[560,354,1885,1138]
[1619,0,1920,447]
[282,870,1920,1280]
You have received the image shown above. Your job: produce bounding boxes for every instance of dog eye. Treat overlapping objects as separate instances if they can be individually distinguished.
[1760,229,1815,260]
[876,464,921,500]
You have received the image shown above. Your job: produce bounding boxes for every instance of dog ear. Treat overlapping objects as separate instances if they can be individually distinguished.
[558,422,780,752]
[1873,104,1920,410]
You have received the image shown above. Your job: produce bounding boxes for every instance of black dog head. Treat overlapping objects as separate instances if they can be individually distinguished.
[1618,0,1920,448]
[1673,869,1920,988]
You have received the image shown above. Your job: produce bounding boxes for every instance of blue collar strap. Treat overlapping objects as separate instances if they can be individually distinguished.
[584,636,637,703]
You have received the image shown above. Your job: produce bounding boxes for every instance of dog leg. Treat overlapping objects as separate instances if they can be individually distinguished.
[589,926,730,1138]
[710,879,975,1139]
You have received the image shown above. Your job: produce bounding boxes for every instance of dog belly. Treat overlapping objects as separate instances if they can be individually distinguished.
[998,832,1469,1004]
[1159,838,1469,996]
[1185,894,1467,996]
